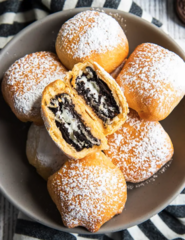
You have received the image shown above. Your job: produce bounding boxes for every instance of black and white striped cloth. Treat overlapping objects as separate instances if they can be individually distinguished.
[0,1,185,239]
[0,0,164,49]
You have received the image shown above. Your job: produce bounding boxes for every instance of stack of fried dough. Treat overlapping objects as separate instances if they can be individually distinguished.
[1,10,185,232]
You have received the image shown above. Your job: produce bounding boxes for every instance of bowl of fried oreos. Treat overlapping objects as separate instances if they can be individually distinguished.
[0,8,185,234]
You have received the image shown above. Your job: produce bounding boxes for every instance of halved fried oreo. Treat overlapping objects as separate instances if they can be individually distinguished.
[68,61,128,135]
[41,80,108,159]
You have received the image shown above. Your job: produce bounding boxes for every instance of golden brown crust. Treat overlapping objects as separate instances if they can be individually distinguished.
[56,10,129,73]
[68,61,129,136]
[104,109,174,183]
[47,151,127,232]
[1,51,67,124]
[41,79,108,159]
[1,76,43,125]
[116,43,185,121]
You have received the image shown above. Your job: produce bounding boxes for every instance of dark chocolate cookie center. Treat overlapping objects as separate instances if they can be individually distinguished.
[74,67,120,124]
[48,93,100,151]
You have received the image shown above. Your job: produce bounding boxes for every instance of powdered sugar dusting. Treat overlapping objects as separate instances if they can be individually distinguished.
[27,124,67,178]
[51,155,126,231]
[91,8,128,33]
[118,43,185,112]
[59,10,125,59]
[105,110,173,183]
[4,51,66,119]
[36,125,67,172]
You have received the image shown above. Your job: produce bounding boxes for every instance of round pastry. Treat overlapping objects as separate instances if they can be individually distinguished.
[68,61,128,136]
[104,109,174,183]
[56,10,129,73]
[26,123,68,180]
[116,43,185,121]
[41,80,108,159]
[47,151,127,232]
[1,51,67,125]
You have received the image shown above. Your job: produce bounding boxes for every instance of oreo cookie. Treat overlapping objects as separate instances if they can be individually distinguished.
[48,93,100,152]
[176,0,185,24]
[75,67,120,124]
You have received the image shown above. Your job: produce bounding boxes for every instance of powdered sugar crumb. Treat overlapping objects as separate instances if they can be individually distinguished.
[59,10,125,59]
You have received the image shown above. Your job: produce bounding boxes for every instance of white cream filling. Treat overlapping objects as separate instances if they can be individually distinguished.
[48,99,59,108]
[53,96,99,148]
[77,70,117,124]
[99,96,108,113]
[78,75,100,102]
